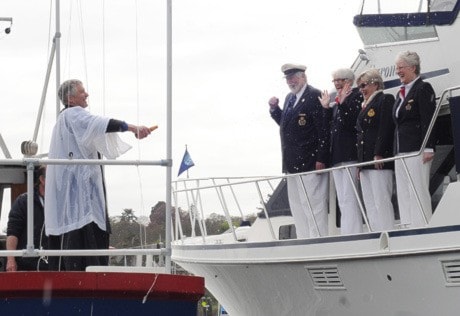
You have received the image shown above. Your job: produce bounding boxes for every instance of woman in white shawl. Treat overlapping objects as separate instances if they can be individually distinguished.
[45,79,151,271]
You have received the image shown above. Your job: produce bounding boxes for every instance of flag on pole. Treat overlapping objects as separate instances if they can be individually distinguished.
[178,148,195,177]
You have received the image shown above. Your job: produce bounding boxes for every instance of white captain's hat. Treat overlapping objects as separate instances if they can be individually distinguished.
[281,63,307,77]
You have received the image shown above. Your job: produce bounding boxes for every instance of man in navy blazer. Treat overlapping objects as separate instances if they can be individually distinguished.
[393,51,436,228]
[268,63,330,238]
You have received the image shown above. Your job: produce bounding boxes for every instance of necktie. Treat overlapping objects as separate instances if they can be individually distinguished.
[400,86,405,99]
[287,94,297,111]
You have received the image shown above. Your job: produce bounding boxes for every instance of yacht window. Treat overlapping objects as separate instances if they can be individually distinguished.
[430,0,457,11]
[279,224,296,240]
[359,0,456,14]
[353,0,460,45]
[358,25,437,45]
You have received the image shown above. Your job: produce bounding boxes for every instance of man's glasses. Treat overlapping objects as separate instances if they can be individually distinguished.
[358,83,369,89]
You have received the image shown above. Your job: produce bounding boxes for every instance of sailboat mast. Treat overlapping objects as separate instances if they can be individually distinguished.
[165,0,173,274]
[55,0,61,118]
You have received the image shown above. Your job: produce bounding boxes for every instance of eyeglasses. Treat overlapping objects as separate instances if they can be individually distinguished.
[396,65,412,71]
[358,83,369,89]
[332,78,345,82]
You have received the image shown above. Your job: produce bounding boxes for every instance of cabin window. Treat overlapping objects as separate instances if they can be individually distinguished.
[358,25,437,45]
[279,224,296,240]
[354,0,460,45]
[360,0,455,15]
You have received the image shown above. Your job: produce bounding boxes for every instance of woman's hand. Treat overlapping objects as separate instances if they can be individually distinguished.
[318,90,330,109]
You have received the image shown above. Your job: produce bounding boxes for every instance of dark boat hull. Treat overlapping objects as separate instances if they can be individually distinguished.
[0,271,204,315]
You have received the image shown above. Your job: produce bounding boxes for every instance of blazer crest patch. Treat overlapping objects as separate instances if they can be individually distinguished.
[298,113,306,126]
[405,99,414,111]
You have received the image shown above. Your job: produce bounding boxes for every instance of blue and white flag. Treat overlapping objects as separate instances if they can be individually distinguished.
[178,148,195,176]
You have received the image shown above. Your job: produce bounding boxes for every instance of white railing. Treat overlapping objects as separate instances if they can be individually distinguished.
[0,157,170,271]
[173,86,460,243]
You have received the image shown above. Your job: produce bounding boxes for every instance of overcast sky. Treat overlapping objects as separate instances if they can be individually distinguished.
[0,0,363,231]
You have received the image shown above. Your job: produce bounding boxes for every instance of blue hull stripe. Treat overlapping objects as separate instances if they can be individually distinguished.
[384,68,450,90]
[175,225,460,251]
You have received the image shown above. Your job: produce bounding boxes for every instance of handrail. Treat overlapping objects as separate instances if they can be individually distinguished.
[172,86,460,241]
[0,0,175,273]
[0,157,171,267]
[174,86,460,193]
[254,180,276,240]
[0,157,170,167]
[3,248,165,258]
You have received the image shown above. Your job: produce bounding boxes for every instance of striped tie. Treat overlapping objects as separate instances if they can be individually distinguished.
[287,94,297,109]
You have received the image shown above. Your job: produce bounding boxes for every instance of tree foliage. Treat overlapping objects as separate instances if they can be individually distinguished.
[109,202,258,249]
[120,208,138,223]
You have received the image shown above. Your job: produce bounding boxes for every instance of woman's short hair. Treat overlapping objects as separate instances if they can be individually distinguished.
[332,68,355,82]
[356,69,384,90]
[396,51,421,75]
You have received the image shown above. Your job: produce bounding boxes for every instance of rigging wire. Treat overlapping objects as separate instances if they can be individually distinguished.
[62,1,73,83]
[76,0,89,90]
[134,0,148,249]
[136,167,147,248]
[98,0,149,249]
[47,1,53,67]
[63,0,150,250]
[135,0,142,155]
[62,1,74,156]
[62,0,89,95]
[102,0,106,115]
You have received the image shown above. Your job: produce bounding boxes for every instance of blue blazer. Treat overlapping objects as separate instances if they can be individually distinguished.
[271,84,330,173]
[393,78,436,154]
[328,87,363,166]
[356,92,395,170]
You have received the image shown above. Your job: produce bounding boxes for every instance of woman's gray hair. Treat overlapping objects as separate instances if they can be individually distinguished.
[356,69,384,90]
[396,51,421,75]
[58,79,82,107]
[332,68,355,82]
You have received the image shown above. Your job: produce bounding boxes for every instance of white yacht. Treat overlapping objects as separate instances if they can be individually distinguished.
[171,1,460,315]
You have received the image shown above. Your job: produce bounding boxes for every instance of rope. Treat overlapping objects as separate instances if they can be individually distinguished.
[136,166,147,248]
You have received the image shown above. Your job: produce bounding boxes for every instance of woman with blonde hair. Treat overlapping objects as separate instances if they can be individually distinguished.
[356,69,396,231]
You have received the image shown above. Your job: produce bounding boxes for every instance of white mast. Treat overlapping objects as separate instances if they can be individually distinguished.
[165,0,173,274]
[55,0,61,117]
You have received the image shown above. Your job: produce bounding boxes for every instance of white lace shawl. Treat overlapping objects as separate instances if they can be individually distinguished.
[44,106,132,236]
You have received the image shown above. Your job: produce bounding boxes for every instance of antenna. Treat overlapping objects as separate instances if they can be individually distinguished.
[0,134,12,158]
[0,17,13,35]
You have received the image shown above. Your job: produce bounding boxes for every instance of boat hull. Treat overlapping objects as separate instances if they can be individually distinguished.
[0,271,204,316]
[173,228,460,316]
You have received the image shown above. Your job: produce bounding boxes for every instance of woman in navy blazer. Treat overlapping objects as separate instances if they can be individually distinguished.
[319,68,363,235]
[356,69,396,231]
[393,51,436,228]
